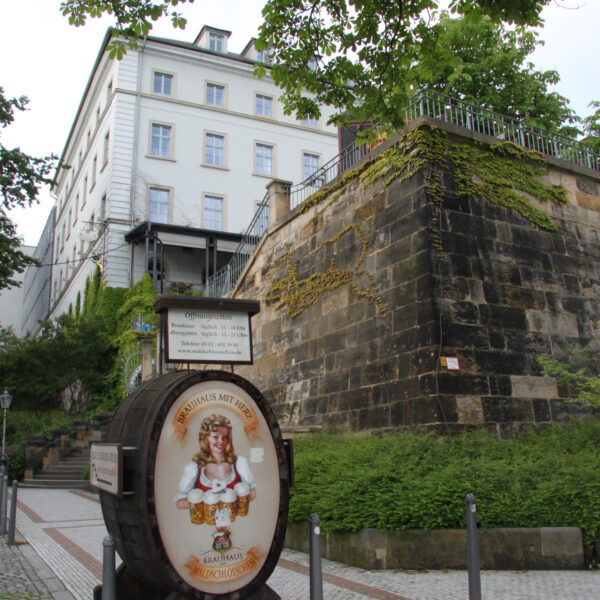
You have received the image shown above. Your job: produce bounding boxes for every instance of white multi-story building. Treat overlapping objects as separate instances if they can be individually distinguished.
[46,26,338,320]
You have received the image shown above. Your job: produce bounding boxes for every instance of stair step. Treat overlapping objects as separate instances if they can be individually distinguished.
[20,480,90,489]
[33,473,85,481]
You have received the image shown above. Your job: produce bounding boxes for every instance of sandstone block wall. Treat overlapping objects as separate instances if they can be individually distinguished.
[234,121,600,435]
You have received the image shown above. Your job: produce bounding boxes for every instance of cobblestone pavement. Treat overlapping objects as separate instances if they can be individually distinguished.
[0,534,74,599]
[2,487,599,600]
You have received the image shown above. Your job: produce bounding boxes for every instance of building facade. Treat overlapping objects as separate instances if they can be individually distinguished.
[44,26,338,320]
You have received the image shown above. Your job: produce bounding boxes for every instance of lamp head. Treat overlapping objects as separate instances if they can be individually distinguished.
[0,388,12,410]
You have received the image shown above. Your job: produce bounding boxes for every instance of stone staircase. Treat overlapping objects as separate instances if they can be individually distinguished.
[20,448,90,490]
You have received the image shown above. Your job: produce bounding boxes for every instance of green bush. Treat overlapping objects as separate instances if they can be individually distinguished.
[289,422,600,549]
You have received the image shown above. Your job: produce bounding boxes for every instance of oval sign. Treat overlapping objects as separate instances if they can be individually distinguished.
[153,375,285,596]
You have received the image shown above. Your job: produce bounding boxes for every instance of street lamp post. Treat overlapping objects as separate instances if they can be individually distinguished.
[0,388,12,467]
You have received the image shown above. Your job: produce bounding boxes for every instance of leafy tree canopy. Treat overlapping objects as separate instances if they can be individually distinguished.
[0,89,56,289]
[58,1,596,139]
[582,101,600,149]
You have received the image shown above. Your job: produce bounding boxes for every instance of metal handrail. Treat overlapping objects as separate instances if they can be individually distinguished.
[405,90,600,171]
[204,191,270,297]
[205,90,600,298]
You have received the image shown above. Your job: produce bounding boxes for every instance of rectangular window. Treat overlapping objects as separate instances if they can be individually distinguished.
[151,124,171,158]
[82,176,88,208]
[153,72,173,95]
[96,106,101,125]
[74,194,79,224]
[206,83,224,107]
[255,202,269,236]
[56,236,61,262]
[67,209,72,238]
[209,33,224,52]
[103,131,110,166]
[149,188,170,224]
[303,152,320,180]
[205,134,224,166]
[61,225,65,250]
[72,245,77,264]
[106,80,113,104]
[91,155,97,188]
[256,94,273,118]
[256,48,270,64]
[204,195,223,230]
[100,193,107,222]
[255,143,273,176]
[303,116,318,128]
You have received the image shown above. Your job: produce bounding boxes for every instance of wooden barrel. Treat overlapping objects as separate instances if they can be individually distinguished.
[100,370,290,599]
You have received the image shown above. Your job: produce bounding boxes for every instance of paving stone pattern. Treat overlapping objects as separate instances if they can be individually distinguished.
[2,488,600,600]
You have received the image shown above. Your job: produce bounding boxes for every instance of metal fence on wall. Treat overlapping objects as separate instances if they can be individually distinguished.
[405,90,600,171]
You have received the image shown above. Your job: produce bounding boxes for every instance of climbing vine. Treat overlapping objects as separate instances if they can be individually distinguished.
[269,123,568,318]
[268,224,386,318]
[300,124,567,232]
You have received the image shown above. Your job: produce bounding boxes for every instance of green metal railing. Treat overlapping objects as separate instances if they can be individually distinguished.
[406,90,599,171]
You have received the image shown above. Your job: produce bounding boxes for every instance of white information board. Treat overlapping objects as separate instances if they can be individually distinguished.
[90,443,121,495]
[166,308,252,363]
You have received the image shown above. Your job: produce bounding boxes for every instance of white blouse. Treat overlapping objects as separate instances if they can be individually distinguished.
[173,456,255,501]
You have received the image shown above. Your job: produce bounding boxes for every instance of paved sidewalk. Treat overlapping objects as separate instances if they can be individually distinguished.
[2,487,599,599]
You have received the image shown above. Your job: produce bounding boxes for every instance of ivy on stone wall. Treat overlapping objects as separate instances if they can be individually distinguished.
[361,124,567,231]
[269,123,568,318]
[268,223,386,318]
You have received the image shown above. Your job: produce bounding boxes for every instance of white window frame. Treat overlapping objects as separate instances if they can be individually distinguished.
[203,132,226,168]
[82,176,88,208]
[256,47,271,64]
[203,193,225,231]
[148,186,171,224]
[254,142,274,177]
[303,152,321,180]
[255,94,273,118]
[102,131,110,169]
[302,116,318,128]
[149,122,174,160]
[208,32,224,52]
[152,70,174,96]
[205,82,226,107]
[91,155,97,189]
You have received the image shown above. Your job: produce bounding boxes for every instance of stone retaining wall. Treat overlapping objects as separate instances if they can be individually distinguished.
[234,120,600,434]
[285,522,586,570]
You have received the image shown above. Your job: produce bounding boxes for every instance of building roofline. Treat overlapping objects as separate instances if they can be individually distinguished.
[53,27,114,188]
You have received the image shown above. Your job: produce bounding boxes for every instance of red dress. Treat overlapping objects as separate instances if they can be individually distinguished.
[195,463,241,491]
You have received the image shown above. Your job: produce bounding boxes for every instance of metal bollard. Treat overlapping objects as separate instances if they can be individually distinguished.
[102,534,117,600]
[7,480,18,544]
[308,513,323,600]
[0,469,5,535]
[466,493,481,600]
[0,474,8,535]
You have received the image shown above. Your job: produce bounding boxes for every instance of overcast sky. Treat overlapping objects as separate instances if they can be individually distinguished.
[2,0,599,246]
